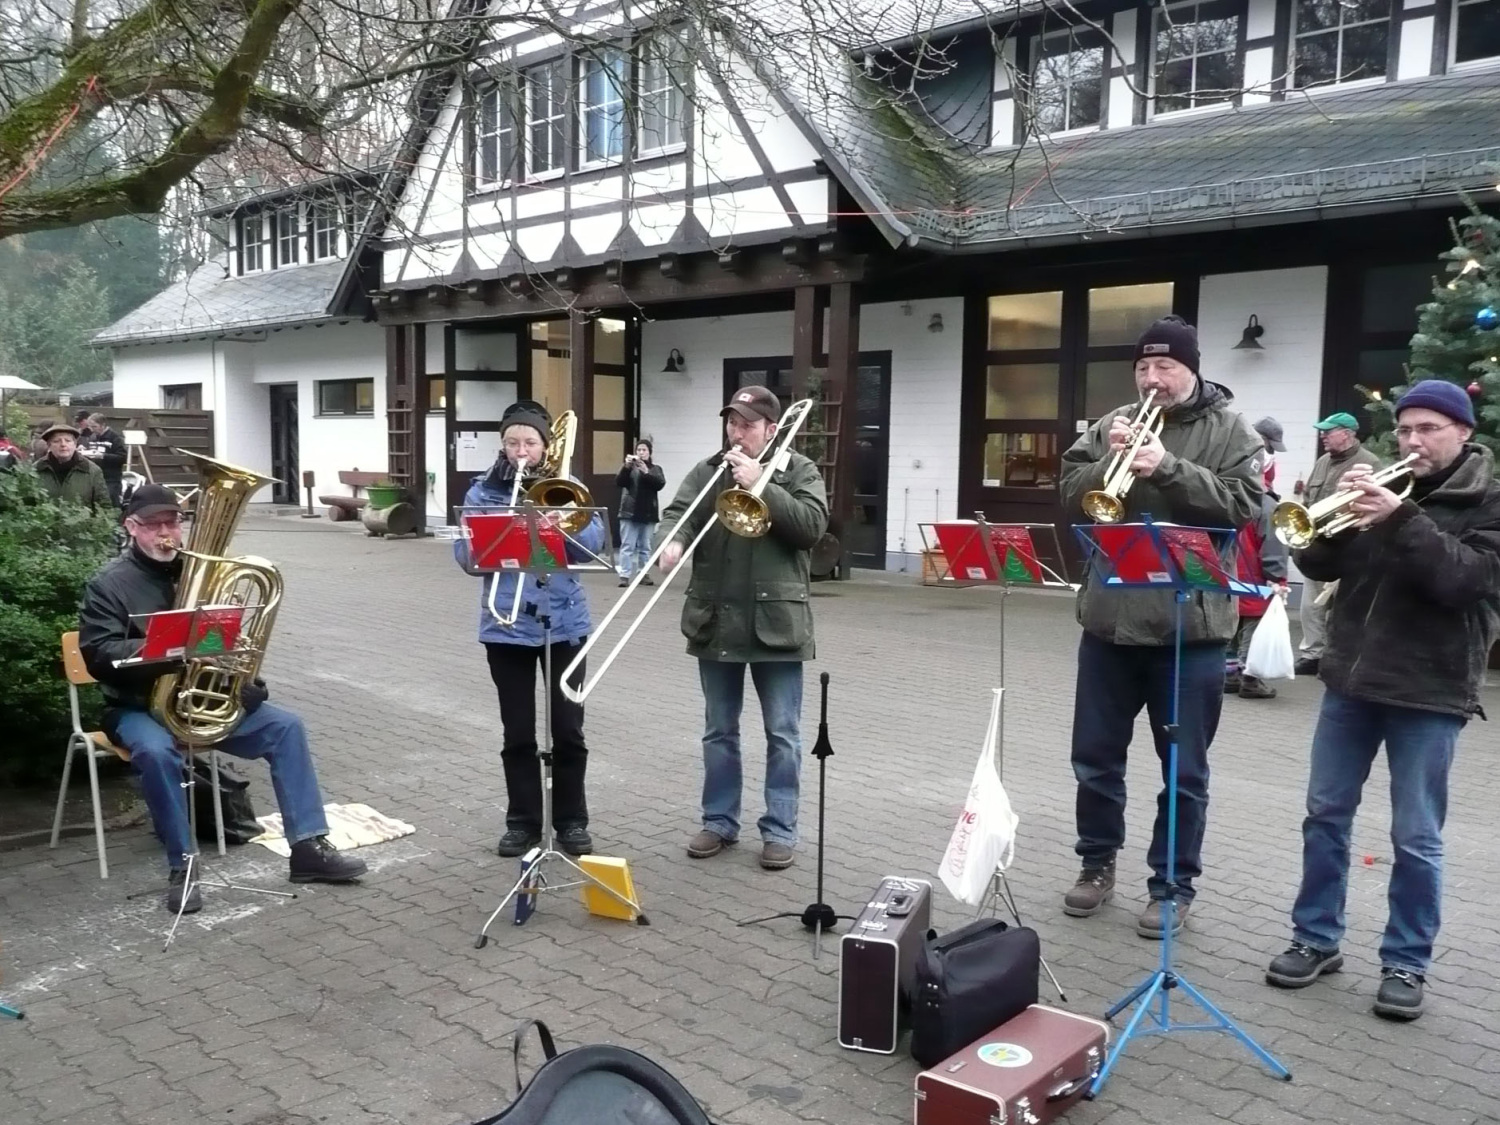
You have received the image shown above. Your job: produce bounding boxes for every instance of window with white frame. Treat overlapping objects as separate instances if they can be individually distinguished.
[276,207,300,267]
[1291,0,1390,88]
[1454,0,1500,65]
[239,212,271,273]
[1029,27,1105,134]
[580,47,627,164]
[527,59,568,175]
[638,37,688,152]
[311,201,343,261]
[1153,0,1242,112]
[477,80,520,185]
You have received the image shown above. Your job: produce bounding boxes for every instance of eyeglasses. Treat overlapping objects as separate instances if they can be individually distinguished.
[133,515,183,530]
[1395,423,1457,439]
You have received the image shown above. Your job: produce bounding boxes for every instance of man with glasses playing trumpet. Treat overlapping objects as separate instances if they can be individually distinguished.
[1265,380,1500,1022]
[656,386,828,871]
[1059,315,1264,938]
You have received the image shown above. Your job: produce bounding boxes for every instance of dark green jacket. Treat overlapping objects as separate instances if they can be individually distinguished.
[1060,379,1265,646]
[35,454,110,511]
[658,450,829,662]
[1305,442,1383,505]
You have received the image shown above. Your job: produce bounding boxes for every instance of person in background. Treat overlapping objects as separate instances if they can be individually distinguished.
[615,439,665,587]
[0,429,25,462]
[81,413,127,507]
[1225,451,1289,700]
[1294,413,1382,675]
[34,423,110,511]
[1252,417,1286,498]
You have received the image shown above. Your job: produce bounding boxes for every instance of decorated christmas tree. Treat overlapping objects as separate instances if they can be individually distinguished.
[1361,198,1500,464]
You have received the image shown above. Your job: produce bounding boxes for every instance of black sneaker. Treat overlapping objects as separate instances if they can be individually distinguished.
[1294,657,1320,676]
[497,828,542,857]
[1223,673,1243,694]
[1062,862,1115,917]
[555,825,593,856]
[1374,968,1425,1021]
[166,868,202,915]
[288,836,368,883]
[1266,941,1343,988]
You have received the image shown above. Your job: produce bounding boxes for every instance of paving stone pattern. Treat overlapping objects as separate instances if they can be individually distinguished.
[3,513,1499,1125]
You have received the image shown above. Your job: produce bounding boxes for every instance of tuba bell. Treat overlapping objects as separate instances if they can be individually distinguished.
[526,410,593,534]
[148,451,282,745]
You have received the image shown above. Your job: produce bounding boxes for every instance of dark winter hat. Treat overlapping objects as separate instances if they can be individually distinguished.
[1133,315,1200,375]
[500,399,552,442]
[722,384,781,424]
[123,484,183,521]
[1395,379,1476,429]
[41,423,80,442]
[1253,416,1286,451]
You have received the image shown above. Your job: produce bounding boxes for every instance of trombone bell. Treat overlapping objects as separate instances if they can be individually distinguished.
[526,476,593,534]
[715,490,771,538]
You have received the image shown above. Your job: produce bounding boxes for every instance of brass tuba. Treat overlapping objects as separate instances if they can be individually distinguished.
[148,451,282,745]
[526,410,593,533]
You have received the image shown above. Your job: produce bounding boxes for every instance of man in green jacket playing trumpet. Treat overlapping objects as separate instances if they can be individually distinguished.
[656,385,829,870]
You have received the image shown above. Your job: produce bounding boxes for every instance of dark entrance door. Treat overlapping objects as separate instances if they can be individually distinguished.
[724,352,892,569]
[268,384,298,504]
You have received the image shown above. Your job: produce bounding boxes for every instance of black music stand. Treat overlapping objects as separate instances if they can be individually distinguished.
[1071,517,1291,1096]
[447,501,650,943]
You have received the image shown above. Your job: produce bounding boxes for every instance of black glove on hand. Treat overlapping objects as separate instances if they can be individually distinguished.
[240,679,269,714]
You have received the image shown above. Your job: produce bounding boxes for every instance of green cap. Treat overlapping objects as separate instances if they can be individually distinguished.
[1313,412,1359,432]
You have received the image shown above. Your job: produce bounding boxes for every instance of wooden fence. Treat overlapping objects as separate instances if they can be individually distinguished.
[18,406,214,485]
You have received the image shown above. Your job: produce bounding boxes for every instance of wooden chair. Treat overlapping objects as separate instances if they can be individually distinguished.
[51,631,133,879]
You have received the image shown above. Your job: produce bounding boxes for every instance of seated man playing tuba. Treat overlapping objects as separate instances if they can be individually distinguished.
[78,484,367,914]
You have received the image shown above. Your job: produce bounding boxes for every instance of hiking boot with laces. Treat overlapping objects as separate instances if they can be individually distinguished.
[1374,968,1425,1021]
[1062,861,1115,917]
[1265,941,1343,988]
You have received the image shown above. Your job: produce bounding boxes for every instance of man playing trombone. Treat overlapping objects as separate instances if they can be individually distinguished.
[1265,380,1500,1021]
[1059,315,1263,937]
[656,386,829,870]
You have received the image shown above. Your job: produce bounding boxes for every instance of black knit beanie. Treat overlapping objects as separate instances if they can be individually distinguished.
[500,399,552,443]
[1134,315,1200,375]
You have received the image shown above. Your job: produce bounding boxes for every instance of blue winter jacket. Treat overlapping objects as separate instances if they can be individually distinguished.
[453,459,604,646]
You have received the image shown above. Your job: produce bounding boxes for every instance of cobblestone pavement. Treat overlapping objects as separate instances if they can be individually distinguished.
[3,512,1499,1125]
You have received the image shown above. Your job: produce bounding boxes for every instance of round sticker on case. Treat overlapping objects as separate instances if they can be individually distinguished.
[977,1042,1033,1068]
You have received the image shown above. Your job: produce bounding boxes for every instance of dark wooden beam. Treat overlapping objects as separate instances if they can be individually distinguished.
[826,282,860,576]
[569,311,595,479]
[604,258,625,283]
[717,248,743,272]
[658,253,683,279]
[553,268,577,292]
[781,238,811,266]
[791,285,819,401]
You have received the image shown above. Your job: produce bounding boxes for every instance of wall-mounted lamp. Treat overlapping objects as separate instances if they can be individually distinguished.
[1232,314,1265,350]
[57,392,72,407]
[662,348,687,373]
[928,312,945,333]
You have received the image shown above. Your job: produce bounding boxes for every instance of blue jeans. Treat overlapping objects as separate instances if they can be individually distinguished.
[698,660,804,845]
[114,703,330,871]
[1071,632,1226,902]
[1291,688,1462,975]
[616,520,656,577]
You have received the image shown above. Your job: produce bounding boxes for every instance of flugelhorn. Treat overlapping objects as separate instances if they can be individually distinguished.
[1271,453,1420,549]
[1082,390,1164,523]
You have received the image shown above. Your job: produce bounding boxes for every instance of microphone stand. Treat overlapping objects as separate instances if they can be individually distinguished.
[738,672,854,959]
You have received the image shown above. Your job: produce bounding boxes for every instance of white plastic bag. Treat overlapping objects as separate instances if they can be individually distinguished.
[1245,593,1295,681]
[938,689,1020,906]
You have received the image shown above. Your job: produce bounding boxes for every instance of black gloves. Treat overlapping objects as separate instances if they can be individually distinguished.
[240,679,269,713]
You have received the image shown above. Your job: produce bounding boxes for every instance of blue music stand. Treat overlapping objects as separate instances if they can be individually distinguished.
[0,1000,21,1020]
[1071,517,1291,1096]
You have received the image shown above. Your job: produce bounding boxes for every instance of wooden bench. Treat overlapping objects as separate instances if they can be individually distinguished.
[320,470,386,522]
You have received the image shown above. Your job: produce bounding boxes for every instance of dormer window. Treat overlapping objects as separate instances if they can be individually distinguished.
[1453,0,1500,66]
[311,202,344,261]
[1152,0,1242,113]
[240,213,271,273]
[1028,26,1105,135]
[1291,0,1391,88]
[277,208,301,266]
[580,47,627,165]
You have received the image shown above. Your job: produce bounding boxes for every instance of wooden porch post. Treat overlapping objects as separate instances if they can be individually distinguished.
[826,282,860,576]
[569,311,595,478]
[383,322,429,534]
[791,285,821,400]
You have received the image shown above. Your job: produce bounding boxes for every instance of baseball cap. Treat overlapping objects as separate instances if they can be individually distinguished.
[123,484,183,521]
[1252,417,1286,451]
[1313,412,1359,432]
[721,385,781,424]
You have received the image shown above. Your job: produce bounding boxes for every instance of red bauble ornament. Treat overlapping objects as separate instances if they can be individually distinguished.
[1470,381,1483,397]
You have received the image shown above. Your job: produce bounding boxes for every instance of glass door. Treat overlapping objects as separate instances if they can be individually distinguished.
[446,326,521,521]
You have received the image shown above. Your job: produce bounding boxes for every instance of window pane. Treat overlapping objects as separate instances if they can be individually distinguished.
[594,374,626,421]
[428,378,447,413]
[988,292,1063,349]
[594,318,627,365]
[1067,52,1104,129]
[1194,48,1241,104]
[356,381,374,414]
[1341,23,1389,80]
[1088,282,1174,346]
[1085,360,1140,420]
[1457,1,1500,63]
[454,379,518,423]
[1157,57,1195,111]
[982,432,1060,489]
[1295,33,1340,85]
[593,429,625,469]
[1356,348,1410,394]
[986,364,1060,419]
[1361,263,1434,333]
[1296,0,1343,32]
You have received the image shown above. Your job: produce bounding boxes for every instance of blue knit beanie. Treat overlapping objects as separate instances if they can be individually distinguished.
[1395,380,1476,428]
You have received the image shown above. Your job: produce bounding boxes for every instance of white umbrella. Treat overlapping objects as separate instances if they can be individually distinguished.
[0,375,43,434]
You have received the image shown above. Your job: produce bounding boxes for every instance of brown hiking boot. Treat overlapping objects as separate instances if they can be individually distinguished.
[1063,862,1115,917]
[686,829,732,858]
[1239,675,1277,699]
[760,842,794,870]
[1137,898,1189,939]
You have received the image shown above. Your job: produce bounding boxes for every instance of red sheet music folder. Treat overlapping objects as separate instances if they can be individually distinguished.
[1091,525,1233,588]
[461,511,566,572]
[139,606,246,662]
[931,521,1045,584]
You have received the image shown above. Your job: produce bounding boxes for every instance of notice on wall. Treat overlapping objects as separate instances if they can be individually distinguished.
[456,431,502,472]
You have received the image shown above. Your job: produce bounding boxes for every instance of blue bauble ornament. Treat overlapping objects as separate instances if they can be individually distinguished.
[1477,306,1499,330]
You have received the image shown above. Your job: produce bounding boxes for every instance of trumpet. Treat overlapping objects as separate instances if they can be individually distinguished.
[558,398,814,703]
[1271,453,1420,548]
[1082,390,1164,523]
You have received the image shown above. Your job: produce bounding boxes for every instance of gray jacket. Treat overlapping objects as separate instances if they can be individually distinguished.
[1061,379,1265,646]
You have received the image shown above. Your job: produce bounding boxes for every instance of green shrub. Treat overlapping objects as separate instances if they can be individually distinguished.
[0,466,119,785]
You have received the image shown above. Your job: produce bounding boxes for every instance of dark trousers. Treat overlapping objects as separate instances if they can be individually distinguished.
[1070,631,1226,902]
[484,641,588,833]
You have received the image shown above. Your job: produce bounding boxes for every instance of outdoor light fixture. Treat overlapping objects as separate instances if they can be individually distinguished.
[928,313,945,333]
[1232,314,1265,350]
[662,348,687,373]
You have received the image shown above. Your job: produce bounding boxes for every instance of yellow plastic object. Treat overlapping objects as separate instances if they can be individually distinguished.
[578,855,640,921]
